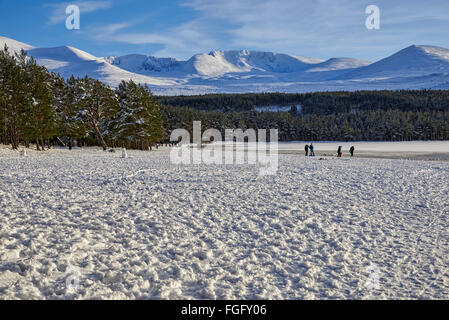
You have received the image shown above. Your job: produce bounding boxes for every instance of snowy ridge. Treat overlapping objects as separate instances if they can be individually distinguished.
[106,54,182,73]
[189,50,324,76]
[2,35,449,94]
[307,58,372,72]
[0,36,34,54]
[107,50,325,77]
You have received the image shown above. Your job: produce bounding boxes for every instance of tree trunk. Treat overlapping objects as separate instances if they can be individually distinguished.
[93,125,108,150]
[10,123,18,149]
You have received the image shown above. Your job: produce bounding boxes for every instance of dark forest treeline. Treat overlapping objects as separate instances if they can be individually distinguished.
[0,45,163,150]
[158,90,449,142]
[157,91,449,114]
[162,106,449,141]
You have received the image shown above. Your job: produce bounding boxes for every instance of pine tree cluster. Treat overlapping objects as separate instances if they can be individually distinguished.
[159,92,449,142]
[0,45,163,150]
[161,105,449,142]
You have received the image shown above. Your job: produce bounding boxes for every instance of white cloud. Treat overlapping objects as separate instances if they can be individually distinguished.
[84,18,221,59]
[85,0,366,59]
[78,0,449,60]
[45,1,113,24]
[182,0,367,52]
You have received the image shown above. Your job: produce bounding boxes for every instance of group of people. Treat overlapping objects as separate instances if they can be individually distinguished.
[304,144,355,157]
[304,143,315,157]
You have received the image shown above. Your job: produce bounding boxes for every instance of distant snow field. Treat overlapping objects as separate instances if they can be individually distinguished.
[0,145,448,299]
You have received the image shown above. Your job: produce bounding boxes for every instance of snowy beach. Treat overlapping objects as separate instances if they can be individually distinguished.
[0,145,448,299]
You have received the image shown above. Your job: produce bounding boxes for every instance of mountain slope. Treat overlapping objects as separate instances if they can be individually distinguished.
[338,45,449,80]
[0,36,34,53]
[106,54,182,73]
[0,37,176,87]
[307,58,372,72]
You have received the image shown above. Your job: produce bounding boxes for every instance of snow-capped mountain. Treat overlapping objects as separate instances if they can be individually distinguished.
[0,36,176,87]
[1,35,449,95]
[185,50,324,76]
[105,54,182,73]
[106,50,325,77]
[338,45,449,80]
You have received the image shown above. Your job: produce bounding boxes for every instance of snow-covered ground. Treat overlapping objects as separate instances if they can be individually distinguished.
[0,145,448,299]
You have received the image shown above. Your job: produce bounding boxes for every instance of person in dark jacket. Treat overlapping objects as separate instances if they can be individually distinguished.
[309,143,315,157]
[68,139,72,150]
[350,146,355,157]
[305,144,309,156]
[337,146,343,157]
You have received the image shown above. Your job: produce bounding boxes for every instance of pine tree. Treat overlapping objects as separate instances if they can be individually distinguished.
[2,48,30,149]
[54,75,87,144]
[111,80,163,150]
[74,77,119,150]
[26,60,58,150]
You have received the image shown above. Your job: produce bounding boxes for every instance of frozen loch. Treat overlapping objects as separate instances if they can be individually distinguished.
[0,145,448,299]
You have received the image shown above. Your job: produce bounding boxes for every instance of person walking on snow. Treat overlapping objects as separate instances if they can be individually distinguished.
[305,144,309,156]
[350,146,355,157]
[309,143,315,157]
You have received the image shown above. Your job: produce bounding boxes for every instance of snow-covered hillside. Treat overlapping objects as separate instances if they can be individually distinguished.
[339,45,449,80]
[105,54,182,74]
[0,36,34,53]
[2,35,449,94]
[0,37,176,87]
[307,58,371,72]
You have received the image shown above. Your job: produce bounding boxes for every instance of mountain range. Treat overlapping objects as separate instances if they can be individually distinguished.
[2,35,449,95]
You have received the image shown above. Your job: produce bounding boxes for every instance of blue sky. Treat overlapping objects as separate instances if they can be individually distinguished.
[1,0,449,61]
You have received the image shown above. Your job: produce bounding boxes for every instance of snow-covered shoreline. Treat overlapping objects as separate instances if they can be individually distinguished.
[277,141,449,161]
[0,147,448,299]
[279,141,449,152]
